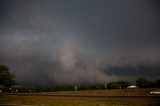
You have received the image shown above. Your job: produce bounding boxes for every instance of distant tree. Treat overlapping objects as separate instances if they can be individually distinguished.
[117,81,130,89]
[0,65,16,88]
[107,82,121,89]
[94,83,105,90]
[136,77,149,88]
[148,81,156,88]
[155,79,160,87]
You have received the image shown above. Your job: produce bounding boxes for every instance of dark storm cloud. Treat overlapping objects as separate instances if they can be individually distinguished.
[0,0,160,86]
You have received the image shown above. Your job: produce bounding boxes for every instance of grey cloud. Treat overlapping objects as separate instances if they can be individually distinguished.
[0,0,160,86]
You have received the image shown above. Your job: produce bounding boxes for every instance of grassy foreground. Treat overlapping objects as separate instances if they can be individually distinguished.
[0,88,160,106]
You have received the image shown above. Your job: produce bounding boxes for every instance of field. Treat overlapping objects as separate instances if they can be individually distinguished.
[0,88,160,106]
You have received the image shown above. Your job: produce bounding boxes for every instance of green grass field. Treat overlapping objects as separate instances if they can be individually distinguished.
[0,88,160,106]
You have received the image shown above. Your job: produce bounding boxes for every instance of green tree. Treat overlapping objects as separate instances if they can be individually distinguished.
[107,82,121,89]
[0,65,16,87]
[136,77,149,88]
[117,81,130,89]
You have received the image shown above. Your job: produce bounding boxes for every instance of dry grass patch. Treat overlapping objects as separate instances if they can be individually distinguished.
[0,88,160,106]
[0,95,160,106]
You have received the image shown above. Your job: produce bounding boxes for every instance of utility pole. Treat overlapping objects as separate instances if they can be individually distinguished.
[75,85,77,92]
[105,83,108,96]
[105,83,107,91]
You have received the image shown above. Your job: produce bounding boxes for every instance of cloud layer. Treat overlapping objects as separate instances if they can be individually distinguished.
[0,0,160,86]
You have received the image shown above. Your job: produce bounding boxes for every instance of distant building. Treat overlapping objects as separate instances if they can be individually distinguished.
[150,90,160,94]
[127,85,137,89]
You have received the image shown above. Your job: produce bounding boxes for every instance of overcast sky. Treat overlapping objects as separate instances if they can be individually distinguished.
[0,0,160,86]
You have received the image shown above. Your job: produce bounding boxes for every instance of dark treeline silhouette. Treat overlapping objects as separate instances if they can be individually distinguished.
[0,65,16,88]
[1,65,160,92]
[136,77,160,88]
[1,77,160,93]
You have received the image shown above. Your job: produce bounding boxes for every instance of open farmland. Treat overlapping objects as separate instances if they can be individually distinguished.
[0,88,160,106]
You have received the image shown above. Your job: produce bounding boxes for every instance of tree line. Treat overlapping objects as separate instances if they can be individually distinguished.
[0,65,160,92]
